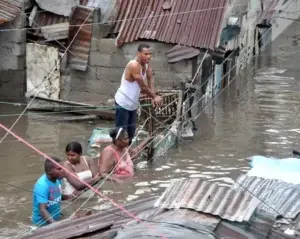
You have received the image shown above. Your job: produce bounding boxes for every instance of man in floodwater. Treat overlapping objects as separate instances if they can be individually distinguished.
[114,43,163,145]
[32,156,74,226]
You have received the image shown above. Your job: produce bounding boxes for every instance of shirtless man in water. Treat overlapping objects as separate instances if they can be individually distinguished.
[114,43,163,145]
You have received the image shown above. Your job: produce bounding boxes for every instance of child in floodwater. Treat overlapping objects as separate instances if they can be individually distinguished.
[98,127,153,182]
[62,141,101,196]
[32,156,74,226]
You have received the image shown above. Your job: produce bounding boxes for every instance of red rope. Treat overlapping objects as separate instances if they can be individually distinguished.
[0,123,168,239]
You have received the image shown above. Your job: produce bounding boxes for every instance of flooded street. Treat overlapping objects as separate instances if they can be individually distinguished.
[2,21,300,238]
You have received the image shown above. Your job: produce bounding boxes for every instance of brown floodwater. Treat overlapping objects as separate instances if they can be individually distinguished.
[2,21,300,238]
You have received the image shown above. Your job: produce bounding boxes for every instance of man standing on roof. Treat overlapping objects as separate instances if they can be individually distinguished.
[114,43,163,145]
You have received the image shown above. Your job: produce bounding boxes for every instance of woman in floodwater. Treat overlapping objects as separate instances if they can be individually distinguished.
[98,127,153,182]
[63,141,101,196]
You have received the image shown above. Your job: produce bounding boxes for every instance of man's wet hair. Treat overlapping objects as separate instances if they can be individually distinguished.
[44,156,61,173]
[137,43,150,52]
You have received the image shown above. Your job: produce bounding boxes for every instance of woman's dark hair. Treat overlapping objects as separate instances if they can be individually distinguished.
[109,127,127,143]
[66,141,82,154]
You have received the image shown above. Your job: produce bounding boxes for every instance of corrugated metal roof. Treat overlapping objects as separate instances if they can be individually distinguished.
[19,185,298,239]
[166,45,201,63]
[21,198,160,239]
[31,11,69,28]
[152,208,221,231]
[0,0,23,24]
[67,5,94,71]
[112,0,228,49]
[29,6,69,40]
[233,175,300,219]
[154,178,260,222]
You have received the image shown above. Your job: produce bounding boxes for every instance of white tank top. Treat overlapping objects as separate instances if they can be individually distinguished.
[62,157,93,195]
[115,60,148,111]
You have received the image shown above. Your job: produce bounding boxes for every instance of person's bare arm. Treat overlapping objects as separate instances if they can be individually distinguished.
[61,194,76,201]
[86,156,99,177]
[129,137,154,160]
[98,150,122,183]
[63,162,100,190]
[39,203,55,224]
[129,62,156,99]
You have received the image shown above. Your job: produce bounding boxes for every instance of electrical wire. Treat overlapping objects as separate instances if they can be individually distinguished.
[1,0,298,236]
[0,4,96,144]
[12,5,282,230]
[21,1,296,228]
[27,118,150,230]
[0,104,151,118]
[0,123,168,239]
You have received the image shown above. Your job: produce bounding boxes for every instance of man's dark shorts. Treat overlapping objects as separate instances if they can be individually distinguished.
[115,103,137,144]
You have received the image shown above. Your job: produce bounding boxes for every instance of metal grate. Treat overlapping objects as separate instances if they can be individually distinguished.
[139,91,179,119]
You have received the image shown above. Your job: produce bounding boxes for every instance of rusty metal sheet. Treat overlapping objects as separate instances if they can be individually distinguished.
[233,175,300,219]
[166,45,201,63]
[113,0,227,49]
[23,222,112,239]
[0,0,23,24]
[21,198,158,239]
[67,5,94,71]
[29,6,69,40]
[152,209,221,231]
[154,178,260,222]
[82,0,103,8]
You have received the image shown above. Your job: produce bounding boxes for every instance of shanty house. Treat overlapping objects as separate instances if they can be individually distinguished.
[0,0,29,100]
[59,0,242,104]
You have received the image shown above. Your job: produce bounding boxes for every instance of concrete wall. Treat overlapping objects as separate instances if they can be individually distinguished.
[62,39,193,104]
[271,0,300,41]
[236,8,257,73]
[26,43,61,99]
[0,15,26,100]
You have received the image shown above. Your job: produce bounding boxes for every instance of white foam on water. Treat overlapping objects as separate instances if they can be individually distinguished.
[134,181,150,187]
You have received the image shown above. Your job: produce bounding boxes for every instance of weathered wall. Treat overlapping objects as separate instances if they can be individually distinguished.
[26,43,60,99]
[62,39,193,104]
[237,6,257,73]
[0,15,26,100]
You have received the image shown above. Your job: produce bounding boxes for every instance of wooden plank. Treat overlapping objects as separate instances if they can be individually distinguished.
[147,106,155,162]
[29,95,98,107]
[30,115,98,122]
[176,82,185,120]
[27,96,115,120]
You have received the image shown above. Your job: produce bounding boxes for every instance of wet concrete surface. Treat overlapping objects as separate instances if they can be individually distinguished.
[2,21,300,238]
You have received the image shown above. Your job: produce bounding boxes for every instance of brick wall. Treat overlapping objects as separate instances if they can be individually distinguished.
[0,15,26,100]
[61,38,193,104]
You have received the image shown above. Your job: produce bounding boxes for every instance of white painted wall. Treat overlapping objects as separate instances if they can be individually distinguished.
[26,43,61,100]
